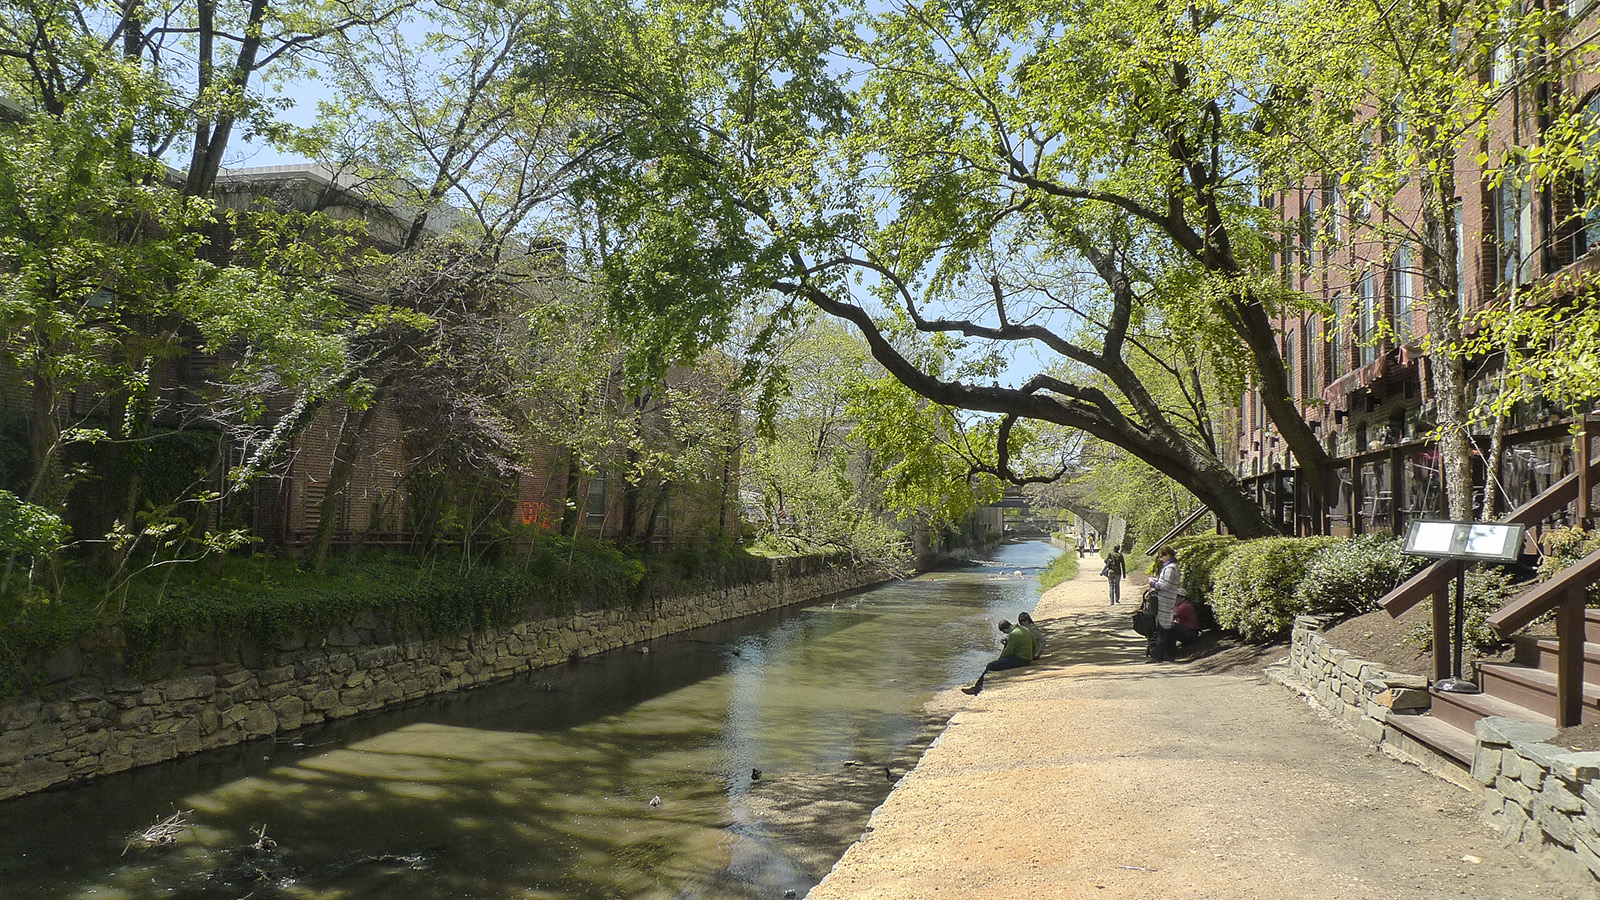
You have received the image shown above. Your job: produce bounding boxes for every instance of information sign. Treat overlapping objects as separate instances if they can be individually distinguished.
[1401,520,1525,563]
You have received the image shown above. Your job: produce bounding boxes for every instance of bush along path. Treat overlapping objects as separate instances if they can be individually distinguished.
[806,565,1592,900]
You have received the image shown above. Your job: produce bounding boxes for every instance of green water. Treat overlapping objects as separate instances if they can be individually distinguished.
[0,541,1059,900]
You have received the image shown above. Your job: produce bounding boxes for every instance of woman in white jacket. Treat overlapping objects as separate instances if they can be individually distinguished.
[1147,545,1182,662]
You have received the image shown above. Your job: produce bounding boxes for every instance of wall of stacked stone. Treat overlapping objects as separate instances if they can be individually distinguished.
[1474,717,1600,883]
[0,558,882,801]
[1288,615,1431,744]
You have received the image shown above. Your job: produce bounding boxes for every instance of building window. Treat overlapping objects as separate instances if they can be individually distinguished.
[1392,245,1416,341]
[1453,200,1467,310]
[1358,271,1378,366]
[1573,93,1600,260]
[1330,293,1347,378]
[1301,191,1319,269]
[1303,318,1319,396]
[1285,331,1296,400]
[584,478,608,530]
[1498,174,1535,285]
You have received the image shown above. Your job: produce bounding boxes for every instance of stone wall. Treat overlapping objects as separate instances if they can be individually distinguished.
[1474,717,1600,883]
[1287,614,1432,743]
[0,557,881,801]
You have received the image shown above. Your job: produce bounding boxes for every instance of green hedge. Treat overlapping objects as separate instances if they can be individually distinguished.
[0,535,810,694]
[1211,536,1340,641]
[1168,534,1240,605]
[1294,533,1427,618]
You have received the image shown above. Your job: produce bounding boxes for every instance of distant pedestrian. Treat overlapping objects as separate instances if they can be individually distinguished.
[1017,611,1045,659]
[961,619,1034,695]
[1146,545,1183,663]
[1101,548,1126,605]
[1076,533,1086,558]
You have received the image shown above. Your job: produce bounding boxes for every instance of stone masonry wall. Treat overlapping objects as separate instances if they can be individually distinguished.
[1287,615,1432,743]
[1473,717,1600,884]
[0,558,881,801]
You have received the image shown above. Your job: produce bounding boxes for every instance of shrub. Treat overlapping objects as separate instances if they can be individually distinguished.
[1404,566,1521,654]
[1294,534,1427,619]
[1210,536,1340,641]
[1536,527,1600,605]
[1168,534,1240,605]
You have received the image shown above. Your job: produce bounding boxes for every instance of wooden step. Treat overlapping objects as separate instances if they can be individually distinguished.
[1427,683,1555,733]
[1385,711,1477,765]
[1512,633,1600,682]
[1476,663,1600,724]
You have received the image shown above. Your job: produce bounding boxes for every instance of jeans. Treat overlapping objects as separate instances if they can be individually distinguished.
[984,655,1030,674]
[1154,626,1176,662]
[1107,577,1121,605]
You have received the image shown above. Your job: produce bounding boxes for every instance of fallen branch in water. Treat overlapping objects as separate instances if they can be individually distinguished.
[124,810,193,855]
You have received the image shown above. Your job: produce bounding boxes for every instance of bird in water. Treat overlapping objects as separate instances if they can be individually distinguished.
[751,768,762,781]
[649,795,662,807]
[884,766,900,783]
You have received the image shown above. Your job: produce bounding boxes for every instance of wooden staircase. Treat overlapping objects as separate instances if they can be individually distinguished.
[1387,608,1600,766]
[1379,435,1600,766]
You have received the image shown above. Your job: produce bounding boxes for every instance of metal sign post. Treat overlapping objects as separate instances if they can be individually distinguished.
[1400,520,1527,693]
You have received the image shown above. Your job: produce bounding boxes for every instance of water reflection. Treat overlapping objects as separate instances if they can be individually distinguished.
[0,541,1058,899]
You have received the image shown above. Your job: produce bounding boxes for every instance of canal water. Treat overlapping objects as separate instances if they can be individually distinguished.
[0,541,1060,900]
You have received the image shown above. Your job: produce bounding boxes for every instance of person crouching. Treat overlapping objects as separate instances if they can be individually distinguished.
[961,619,1035,695]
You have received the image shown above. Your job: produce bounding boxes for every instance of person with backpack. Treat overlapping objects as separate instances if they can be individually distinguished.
[1101,548,1126,605]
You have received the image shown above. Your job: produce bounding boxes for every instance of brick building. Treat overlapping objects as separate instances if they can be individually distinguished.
[1235,4,1600,537]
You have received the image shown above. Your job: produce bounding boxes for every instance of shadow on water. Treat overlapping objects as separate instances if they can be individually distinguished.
[0,541,1060,900]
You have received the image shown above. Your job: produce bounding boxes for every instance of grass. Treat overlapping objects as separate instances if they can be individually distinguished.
[1038,550,1081,592]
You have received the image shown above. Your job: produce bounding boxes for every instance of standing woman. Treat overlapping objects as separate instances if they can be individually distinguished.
[1102,547,1126,605]
[1147,546,1183,662]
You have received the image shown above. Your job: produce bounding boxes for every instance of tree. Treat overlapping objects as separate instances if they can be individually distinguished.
[529,0,1356,537]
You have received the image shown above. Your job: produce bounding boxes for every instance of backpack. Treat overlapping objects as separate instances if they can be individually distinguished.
[1131,589,1158,637]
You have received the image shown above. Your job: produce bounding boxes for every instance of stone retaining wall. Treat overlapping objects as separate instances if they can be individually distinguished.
[1287,614,1432,743]
[0,558,881,801]
[1474,717,1600,883]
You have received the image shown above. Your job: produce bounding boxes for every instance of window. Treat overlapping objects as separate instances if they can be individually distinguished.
[1285,332,1296,400]
[1358,271,1378,366]
[1499,175,1535,285]
[1330,293,1347,378]
[1301,191,1319,268]
[1574,93,1600,260]
[1453,201,1467,310]
[1569,0,1597,19]
[584,478,608,530]
[1392,245,1416,341]
[1303,318,1319,395]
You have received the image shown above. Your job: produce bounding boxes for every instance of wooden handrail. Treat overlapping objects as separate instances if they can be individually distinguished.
[1143,506,1208,556]
[1380,453,1598,619]
[1488,545,1600,636]
[1487,546,1600,727]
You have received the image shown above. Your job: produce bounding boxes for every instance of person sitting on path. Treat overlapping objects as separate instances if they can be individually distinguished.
[961,619,1034,695]
[1171,595,1201,652]
[1146,545,1183,663]
[1102,548,1126,605]
[1017,611,1045,659]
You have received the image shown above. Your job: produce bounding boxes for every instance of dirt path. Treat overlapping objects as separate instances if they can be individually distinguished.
[805,566,1594,900]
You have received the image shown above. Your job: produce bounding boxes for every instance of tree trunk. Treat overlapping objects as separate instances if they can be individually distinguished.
[304,398,384,573]
[1418,153,1476,522]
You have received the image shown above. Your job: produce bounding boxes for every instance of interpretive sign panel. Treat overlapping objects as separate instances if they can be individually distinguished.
[1401,519,1526,563]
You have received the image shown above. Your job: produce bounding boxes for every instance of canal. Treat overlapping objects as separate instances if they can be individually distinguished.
[0,540,1061,900]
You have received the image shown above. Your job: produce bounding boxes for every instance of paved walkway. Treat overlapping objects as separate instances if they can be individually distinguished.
[806,567,1594,900]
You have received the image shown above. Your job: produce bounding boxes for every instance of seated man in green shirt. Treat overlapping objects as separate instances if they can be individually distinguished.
[960,619,1034,695]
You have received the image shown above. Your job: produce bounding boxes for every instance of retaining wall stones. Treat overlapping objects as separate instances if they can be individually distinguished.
[1287,614,1431,743]
[1474,717,1600,883]
[0,557,881,801]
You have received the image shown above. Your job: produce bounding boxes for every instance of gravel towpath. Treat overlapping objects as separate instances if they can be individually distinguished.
[805,565,1594,900]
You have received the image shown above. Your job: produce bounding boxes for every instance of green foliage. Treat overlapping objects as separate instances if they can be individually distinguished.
[1294,534,1428,619]
[1405,567,1522,654]
[0,534,829,693]
[1038,551,1080,592]
[1210,537,1340,641]
[0,490,67,560]
[1169,534,1241,605]
[1535,526,1600,606]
